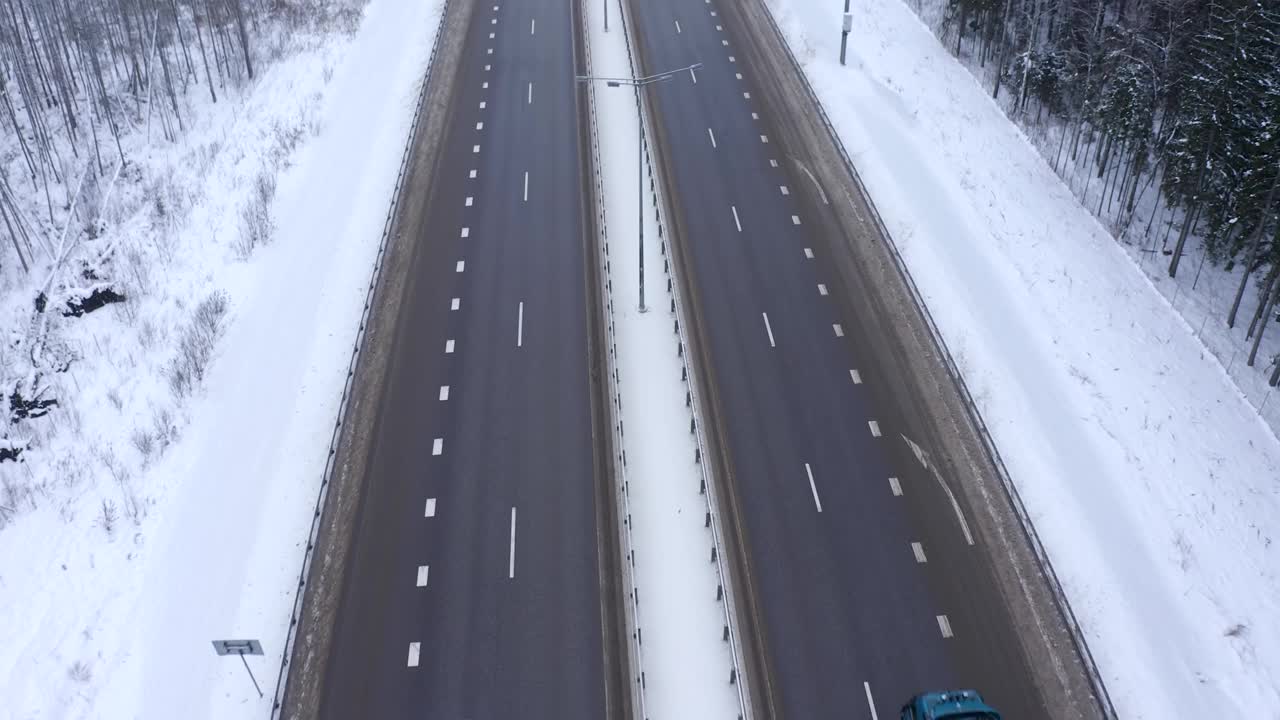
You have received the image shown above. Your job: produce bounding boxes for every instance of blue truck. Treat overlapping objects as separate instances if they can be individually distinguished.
[900,689,1002,719]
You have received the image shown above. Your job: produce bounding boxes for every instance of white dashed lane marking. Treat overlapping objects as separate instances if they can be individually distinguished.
[445,339,456,353]
[451,297,460,310]
[868,420,881,437]
[439,385,450,401]
[731,205,742,232]
[864,682,880,720]
[849,368,862,384]
[407,642,421,667]
[833,323,844,337]
[912,542,927,563]
[432,438,443,455]
[805,463,822,512]
[937,615,954,638]
[817,284,828,296]
[762,312,776,347]
[508,507,518,579]
[708,128,717,148]
[416,565,430,587]
[425,497,437,517]
[889,476,902,496]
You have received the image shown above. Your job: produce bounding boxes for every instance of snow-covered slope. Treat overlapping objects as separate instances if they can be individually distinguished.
[767,0,1280,716]
[0,1,441,716]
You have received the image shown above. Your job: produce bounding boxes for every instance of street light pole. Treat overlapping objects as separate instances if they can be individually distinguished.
[577,63,702,313]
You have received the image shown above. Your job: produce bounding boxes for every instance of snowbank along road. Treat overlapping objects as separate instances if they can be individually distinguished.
[280,0,626,715]
[624,0,1109,717]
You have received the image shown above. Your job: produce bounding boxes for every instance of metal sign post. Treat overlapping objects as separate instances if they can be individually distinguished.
[212,639,265,698]
[840,2,853,65]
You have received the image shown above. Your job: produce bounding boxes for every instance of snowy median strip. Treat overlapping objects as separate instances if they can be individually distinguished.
[582,0,750,715]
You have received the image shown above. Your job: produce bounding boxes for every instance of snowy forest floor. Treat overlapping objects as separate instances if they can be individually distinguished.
[0,1,441,716]
[768,0,1280,716]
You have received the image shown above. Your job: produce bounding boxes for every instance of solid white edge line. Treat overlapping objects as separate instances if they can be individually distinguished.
[517,301,524,347]
[731,205,742,232]
[805,463,822,512]
[432,438,443,455]
[912,541,927,563]
[762,312,775,347]
[416,565,430,587]
[864,681,880,720]
[425,497,437,517]
[509,507,517,578]
[407,642,421,667]
[937,614,954,638]
[708,127,717,148]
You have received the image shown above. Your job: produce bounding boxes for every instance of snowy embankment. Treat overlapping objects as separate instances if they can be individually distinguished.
[585,0,746,715]
[765,0,1280,716]
[0,1,440,716]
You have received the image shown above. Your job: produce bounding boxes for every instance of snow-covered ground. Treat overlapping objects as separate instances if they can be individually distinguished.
[906,0,1280,436]
[0,1,441,716]
[766,0,1280,716]
[585,0,746,715]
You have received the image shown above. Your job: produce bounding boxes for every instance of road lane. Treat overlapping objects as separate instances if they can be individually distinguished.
[316,0,608,716]
[625,0,1053,716]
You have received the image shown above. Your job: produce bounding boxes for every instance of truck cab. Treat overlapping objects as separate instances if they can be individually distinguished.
[900,689,1002,720]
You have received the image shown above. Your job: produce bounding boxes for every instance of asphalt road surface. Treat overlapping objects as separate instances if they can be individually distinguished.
[627,0,1056,717]
[315,0,608,716]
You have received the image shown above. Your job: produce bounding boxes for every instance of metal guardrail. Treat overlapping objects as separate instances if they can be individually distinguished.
[267,2,453,715]
[579,5,650,717]
[611,0,752,716]
[752,5,1118,718]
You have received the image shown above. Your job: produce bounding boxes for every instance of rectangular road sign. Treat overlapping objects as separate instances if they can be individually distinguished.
[212,639,263,656]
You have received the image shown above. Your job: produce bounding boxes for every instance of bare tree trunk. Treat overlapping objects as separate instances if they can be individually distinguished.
[1248,275,1280,366]
[1249,268,1278,339]
[229,0,254,79]
[193,3,217,102]
[1229,168,1280,327]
